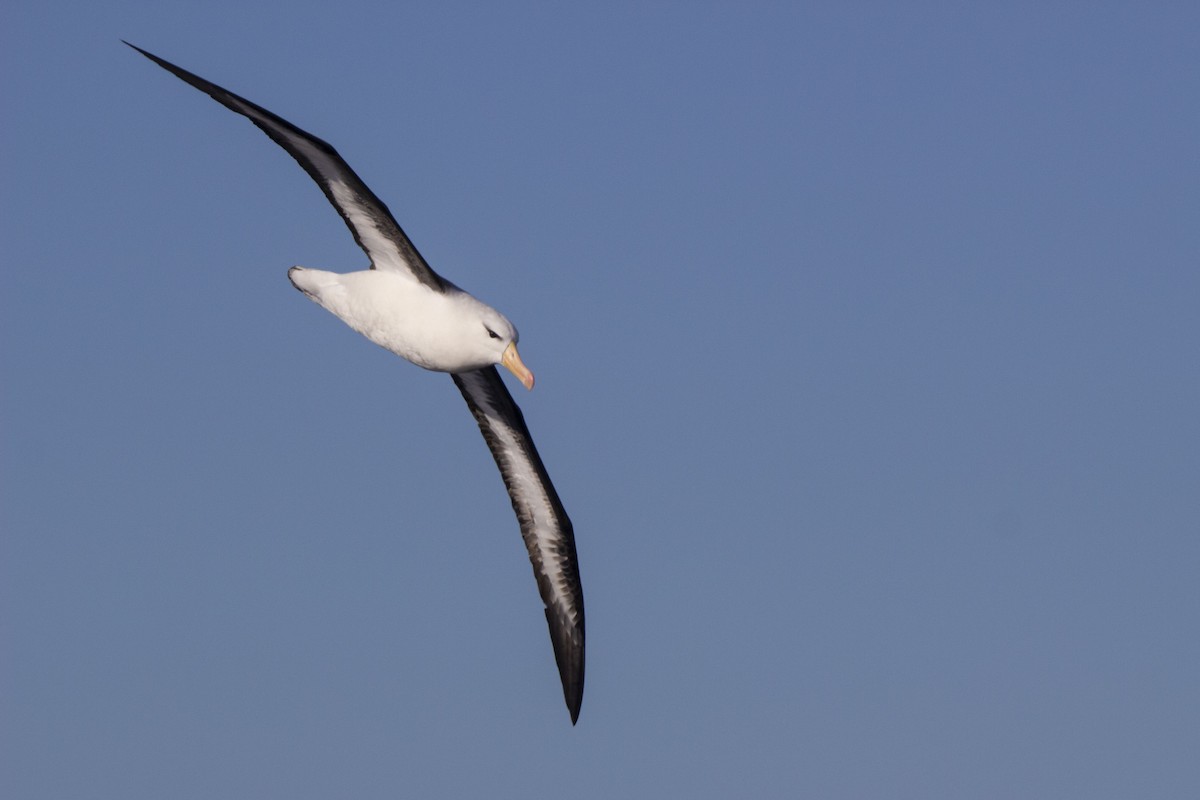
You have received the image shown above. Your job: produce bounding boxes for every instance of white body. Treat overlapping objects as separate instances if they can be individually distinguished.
[289,267,515,373]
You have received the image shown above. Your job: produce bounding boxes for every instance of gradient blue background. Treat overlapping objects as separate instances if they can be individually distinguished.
[3,2,1198,797]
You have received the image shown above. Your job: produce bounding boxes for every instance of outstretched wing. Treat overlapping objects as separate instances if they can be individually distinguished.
[126,42,445,291]
[452,368,585,724]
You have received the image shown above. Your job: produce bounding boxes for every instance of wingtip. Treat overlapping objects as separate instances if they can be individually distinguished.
[557,642,585,726]
[123,41,166,68]
[544,607,585,725]
[568,695,583,729]
[564,684,583,725]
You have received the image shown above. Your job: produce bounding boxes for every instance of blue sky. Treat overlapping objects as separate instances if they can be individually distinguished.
[3,2,1198,797]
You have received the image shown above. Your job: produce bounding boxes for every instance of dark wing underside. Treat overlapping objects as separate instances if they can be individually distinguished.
[452,368,585,724]
[125,42,445,291]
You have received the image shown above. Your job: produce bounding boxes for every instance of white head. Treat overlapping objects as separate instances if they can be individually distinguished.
[454,293,535,389]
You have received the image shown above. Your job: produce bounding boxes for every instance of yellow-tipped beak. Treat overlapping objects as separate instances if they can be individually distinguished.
[501,342,535,390]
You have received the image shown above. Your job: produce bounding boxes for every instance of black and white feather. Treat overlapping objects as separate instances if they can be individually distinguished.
[453,368,585,719]
[128,42,586,723]
[125,42,444,291]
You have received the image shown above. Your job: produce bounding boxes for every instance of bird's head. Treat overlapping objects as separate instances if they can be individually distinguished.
[469,301,534,390]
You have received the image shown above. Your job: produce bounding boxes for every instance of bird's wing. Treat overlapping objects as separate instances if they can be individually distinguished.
[452,367,585,724]
[126,42,445,291]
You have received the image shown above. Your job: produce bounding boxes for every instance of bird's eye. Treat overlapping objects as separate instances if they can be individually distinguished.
[484,326,500,340]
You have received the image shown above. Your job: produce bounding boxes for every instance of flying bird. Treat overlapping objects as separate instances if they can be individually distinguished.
[126,42,585,724]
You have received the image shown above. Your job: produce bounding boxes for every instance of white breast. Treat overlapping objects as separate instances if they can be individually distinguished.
[289,267,492,372]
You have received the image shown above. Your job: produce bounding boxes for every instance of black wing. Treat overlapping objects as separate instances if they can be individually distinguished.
[126,42,445,291]
[452,368,585,724]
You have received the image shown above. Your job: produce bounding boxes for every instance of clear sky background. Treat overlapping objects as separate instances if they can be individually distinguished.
[3,2,1198,798]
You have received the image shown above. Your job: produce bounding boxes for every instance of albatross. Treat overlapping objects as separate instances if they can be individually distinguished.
[126,43,585,724]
